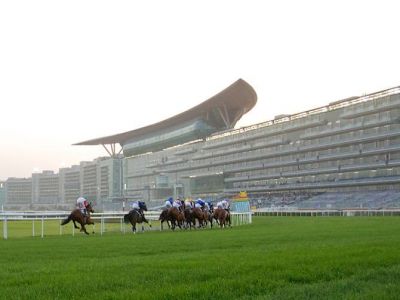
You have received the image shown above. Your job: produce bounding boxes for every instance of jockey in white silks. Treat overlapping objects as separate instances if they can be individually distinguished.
[172,199,182,211]
[221,199,230,210]
[76,197,89,216]
[131,201,140,210]
[216,201,223,209]
[131,201,145,218]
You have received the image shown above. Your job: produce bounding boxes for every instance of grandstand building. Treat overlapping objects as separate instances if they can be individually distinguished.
[32,171,60,210]
[78,79,400,209]
[4,80,400,210]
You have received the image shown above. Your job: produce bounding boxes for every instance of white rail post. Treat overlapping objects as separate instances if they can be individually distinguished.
[41,216,44,238]
[3,216,7,240]
[72,222,75,237]
[59,219,62,235]
[32,220,35,237]
[101,215,104,236]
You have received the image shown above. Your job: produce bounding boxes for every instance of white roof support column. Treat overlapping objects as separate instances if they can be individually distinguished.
[101,143,121,157]
[217,104,232,128]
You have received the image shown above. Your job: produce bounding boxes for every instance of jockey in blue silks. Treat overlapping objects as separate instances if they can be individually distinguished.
[195,198,205,209]
[165,197,173,209]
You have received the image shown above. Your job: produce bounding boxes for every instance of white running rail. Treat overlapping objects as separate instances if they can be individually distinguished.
[0,211,252,240]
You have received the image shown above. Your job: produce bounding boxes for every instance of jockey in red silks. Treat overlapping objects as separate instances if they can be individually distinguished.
[76,197,89,216]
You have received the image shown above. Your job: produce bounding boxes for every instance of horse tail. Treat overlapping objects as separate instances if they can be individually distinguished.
[124,213,130,223]
[61,215,71,226]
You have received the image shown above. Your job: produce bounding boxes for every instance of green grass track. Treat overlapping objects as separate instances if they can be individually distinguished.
[1,217,400,299]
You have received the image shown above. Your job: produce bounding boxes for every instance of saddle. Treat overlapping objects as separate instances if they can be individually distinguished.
[134,209,145,219]
[80,211,88,223]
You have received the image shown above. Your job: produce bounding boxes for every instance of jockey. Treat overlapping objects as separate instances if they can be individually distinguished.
[76,196,89,217]
[184,198,193,209]
[207,201,214,212]
[172,198,182,211]
[165,197,173,209]
[132,201,145,219]
[195,198,205,209]
[216,201,223,209]
[131,201,140,210]
[221,199,230,211]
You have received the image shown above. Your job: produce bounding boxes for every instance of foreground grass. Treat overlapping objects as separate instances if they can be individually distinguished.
[1,217,400,299]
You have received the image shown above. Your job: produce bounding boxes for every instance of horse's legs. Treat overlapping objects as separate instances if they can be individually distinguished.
[219,220,223,228]
[197,219,203,228]
[177,220,182,229]
[81,224,89,235]
[143,218,152,230]
[86,218,95,233]
[171,220,177,230]
[72,220,80,229]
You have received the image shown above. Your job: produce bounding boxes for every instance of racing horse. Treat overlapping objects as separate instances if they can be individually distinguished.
[159,209,171,230]
[213,207,231,228]
[191,207,207,228]
[124,202,151,233]
[184,206,195,229]
[203,206,214,228]
[61,202,95,235]
[168,207,186,230]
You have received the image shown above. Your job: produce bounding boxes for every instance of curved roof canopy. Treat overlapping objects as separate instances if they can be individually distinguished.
[75,79,257,148]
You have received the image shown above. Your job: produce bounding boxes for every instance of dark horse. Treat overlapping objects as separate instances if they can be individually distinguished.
[204,207,214,228]
[124,202,151,233]
[159,209,171,230]
[184,206,195,229]
[61,203,95,235]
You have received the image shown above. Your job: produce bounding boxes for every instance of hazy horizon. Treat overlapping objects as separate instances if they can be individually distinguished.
[1,0,399,180]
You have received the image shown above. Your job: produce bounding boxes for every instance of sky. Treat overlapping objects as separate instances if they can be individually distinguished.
[1,0,400,180]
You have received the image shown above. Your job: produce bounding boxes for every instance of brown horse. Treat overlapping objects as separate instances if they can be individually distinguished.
[213,208,231,228]
[192,207,207,228]
[61,203,95,235]
[168,207,185,230]
[124,202,151,233]
[159,209,171,230]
